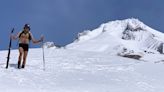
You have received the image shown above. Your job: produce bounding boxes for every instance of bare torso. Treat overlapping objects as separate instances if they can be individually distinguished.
[19,32,31,44]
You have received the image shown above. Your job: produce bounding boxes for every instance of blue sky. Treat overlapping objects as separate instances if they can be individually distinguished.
[0,0,164,50]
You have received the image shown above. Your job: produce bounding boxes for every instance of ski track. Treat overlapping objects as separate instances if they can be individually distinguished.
[0,48,164,92]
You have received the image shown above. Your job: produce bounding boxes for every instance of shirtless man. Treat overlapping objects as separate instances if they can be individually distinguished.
[12,24,44,69]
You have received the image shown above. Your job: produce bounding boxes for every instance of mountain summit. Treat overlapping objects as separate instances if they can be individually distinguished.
[67,18,164,56]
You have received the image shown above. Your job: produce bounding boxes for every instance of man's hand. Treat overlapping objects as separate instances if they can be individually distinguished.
[40,35,44,42]
[10,34,16,40]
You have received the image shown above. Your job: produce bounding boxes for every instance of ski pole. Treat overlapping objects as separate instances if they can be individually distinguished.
[42,39,45,71]
[6,28,14,69]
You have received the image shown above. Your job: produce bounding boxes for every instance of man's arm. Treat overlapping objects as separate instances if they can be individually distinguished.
[11,32,21,40]
[30,33,44,44]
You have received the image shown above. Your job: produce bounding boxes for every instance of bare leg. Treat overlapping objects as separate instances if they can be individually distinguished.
[18,47,24,69]
[22,51,28,68]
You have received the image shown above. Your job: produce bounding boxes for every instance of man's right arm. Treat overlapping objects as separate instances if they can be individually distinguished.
[12,32,21,40]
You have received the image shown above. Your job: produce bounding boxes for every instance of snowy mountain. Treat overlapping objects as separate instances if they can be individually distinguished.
[1,18,164,92]
[67,18,164,56]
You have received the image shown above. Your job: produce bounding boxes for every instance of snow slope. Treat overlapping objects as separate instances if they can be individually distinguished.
[1,48,164,92]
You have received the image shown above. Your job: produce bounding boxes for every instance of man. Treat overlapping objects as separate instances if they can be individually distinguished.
[12,24,44,69]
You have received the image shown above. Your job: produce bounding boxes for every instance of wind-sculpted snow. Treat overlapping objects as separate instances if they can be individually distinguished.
[43,42,56,48]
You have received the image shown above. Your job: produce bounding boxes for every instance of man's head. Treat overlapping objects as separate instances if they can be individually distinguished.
[24,24,30,31]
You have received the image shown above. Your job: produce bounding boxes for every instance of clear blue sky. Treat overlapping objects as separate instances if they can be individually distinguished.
[0,0,164,50]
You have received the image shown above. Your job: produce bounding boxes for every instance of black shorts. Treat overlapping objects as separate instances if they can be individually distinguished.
[19,43,29,51]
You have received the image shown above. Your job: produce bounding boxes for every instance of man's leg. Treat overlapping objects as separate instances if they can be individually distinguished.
[22,51,28,68]
[18,47,23,69]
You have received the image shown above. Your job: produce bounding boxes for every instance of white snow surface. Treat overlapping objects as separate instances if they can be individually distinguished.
[1,18,164,92]
[1,48,164,92]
